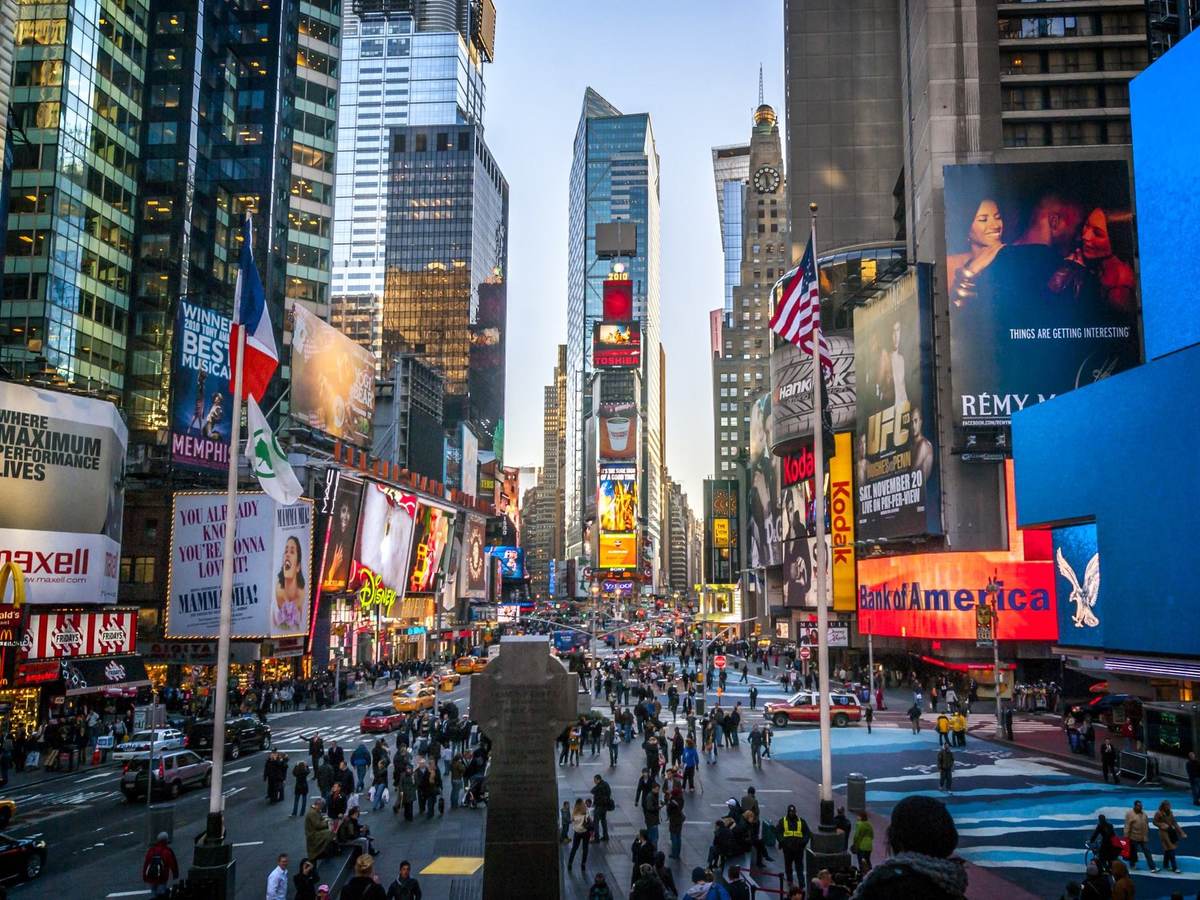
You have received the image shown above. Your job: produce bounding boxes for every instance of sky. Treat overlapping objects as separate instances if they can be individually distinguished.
[485,0,785,509]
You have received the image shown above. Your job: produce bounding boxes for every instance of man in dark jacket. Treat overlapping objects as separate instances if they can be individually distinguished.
[1100,739,1120,784]
[851,796,967,899]
[641,782,662,846]
[591,775,613,842]
[630,829,656,887]
[777,804,810,888]
[937,746,954,793]
[335,760,356,798]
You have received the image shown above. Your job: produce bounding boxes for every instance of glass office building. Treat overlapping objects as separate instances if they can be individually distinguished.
[711,144,749,316]
[0,0,150,399]
[382,122,507,438]
[565,88,662,572]
[331,3,488,364]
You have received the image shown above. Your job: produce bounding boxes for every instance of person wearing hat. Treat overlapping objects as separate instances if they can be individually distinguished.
[849,795,967,899]
[777,804,812,888]
[339,853,386,900]
[142,831,179,897]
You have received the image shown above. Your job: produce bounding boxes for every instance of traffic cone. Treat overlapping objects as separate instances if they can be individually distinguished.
[91,746,101,766]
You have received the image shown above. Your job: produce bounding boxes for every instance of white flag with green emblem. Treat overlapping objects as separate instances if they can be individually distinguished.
[245,396,303,505]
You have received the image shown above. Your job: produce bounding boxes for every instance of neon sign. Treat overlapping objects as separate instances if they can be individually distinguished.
[357,567,397,616]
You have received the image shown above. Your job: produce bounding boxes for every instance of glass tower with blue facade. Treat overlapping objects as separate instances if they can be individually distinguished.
[712,144,750,316]
[565,88,662,578]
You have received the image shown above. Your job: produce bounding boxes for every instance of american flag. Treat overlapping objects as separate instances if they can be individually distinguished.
[769,236,832,371]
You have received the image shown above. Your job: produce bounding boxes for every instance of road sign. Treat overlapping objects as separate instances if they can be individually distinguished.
[798,646,812,661]
[713,655,727,670]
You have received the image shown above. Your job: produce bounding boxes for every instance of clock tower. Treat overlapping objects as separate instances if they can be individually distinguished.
[711,94,789,482]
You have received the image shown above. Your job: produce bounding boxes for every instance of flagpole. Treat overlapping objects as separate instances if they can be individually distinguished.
[206,298,246,842]
[808,201,834,825]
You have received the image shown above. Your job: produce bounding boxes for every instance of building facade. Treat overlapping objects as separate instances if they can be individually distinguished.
[542,343,567,562]
[372,351,446,481]
[382,121,508,440]
[712,143,750,317]
[564,87,662,583]
[331,0,491,365]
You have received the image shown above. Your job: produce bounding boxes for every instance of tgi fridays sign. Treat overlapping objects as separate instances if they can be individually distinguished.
[22,609,136,659]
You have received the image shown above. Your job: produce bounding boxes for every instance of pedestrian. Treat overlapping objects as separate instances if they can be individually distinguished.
[588,872,613,900]
[749,725,764,768]
[1101,738,1120,784]
[937,745,955,793]
[567,798,593,871]
[631,862,666,900]
[266,853,289,900]
[1153,799,1185,872]
[875,685,886,711]
[777,804,811,889]
[1078,863,1109,900]
[1124,799,1157,872]
[832,806,852,852]
[371,758,389,811]
[864,704,873,734]
[293,858,319,900]
[851,796,967,899]
[305,799,334,862]
[1109,859,1133,900]
[560,800,572,843]
[607,720,620,767]
[851,810,874,873]
[631,829,656,887]
[316,757,334,804]
[591,775,613,842]
[749,685,758,709]
[654,851,678,897]
[908,702,922,734]
[1088,814,1118,873]
[936,713,950,746]
[642,782,662,846]
[666,782,686,859]
[142,831,179,898]
[682,737,699,791]
[340,853,386,900]
[351,742,371,792]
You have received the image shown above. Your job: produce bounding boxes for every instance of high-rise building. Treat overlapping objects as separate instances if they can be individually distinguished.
[711,98,788,477]
[565,88,662,582]
[665,476,692,595]
[381,121,508,440]
[372,352,446,481]
[0,0,152,398]
[712,143,751,316]
[331,0,492,365]
[542,344,567,562]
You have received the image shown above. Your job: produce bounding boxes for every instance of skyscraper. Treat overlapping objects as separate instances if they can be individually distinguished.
[331,0,492,363]
[542,344,567,562]
[712,143,751,315]
[381,121,508,441]
[565,88,662,582]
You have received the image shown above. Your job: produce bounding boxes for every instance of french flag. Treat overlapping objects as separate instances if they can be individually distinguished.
[229,213,278,402]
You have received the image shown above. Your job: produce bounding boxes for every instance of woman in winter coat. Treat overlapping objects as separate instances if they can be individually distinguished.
[630,863,667,900]
[1152,799,1186,873]
[567,798,592,871]
[851,811,875,874]
[1109,859,1134,900]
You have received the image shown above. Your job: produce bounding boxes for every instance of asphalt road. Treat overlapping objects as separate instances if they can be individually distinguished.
[4,677,473,899]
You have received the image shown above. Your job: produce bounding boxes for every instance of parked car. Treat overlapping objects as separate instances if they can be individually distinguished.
[184,715,272,760]
[112,728,185,762]
[763,691,864,728]
[121,749,213,801]
[360,707,403,733]
[0,832,46,883]
[391,684,437,713]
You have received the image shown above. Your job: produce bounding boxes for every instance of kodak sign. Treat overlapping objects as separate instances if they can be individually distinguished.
[830,433,856,612]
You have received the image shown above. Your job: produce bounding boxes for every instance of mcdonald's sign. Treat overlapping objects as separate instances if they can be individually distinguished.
[0,562,25,608]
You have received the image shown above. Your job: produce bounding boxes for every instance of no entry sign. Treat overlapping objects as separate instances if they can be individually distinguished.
[713,655,727,670]
[798,646,812,661]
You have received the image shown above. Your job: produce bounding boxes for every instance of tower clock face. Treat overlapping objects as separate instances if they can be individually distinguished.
[753,166,781,194]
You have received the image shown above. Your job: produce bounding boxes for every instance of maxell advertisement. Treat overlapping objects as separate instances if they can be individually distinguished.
[592,322,642,368]
[853,266,942,540]
[353,482,418,596]
[944,161,1140,430]
[0,383,126,604]
[318,475,363,593]
[167,493,314,638]
[408,504,452,594]
[461,514,487,598]
[290,304,376,447]
[747,393,782,569]
[171,301,233,470]
[598,400,638,462]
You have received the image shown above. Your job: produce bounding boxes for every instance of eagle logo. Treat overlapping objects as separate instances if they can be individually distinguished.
[1056,547,1100,628]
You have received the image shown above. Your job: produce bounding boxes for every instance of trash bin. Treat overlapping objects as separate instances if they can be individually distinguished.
[146,806,175,845]
[847,772,867,813]
[695,698,706,717]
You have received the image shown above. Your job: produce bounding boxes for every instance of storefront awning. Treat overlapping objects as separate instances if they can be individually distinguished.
[60,655,151,696]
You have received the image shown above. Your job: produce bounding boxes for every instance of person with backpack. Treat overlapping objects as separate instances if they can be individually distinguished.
[142,831,179,897]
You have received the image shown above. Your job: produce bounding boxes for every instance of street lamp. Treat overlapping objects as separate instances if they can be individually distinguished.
[984,573,1004,737]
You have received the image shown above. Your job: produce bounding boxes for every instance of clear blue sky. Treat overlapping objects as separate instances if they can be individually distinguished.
[485,0,785,509]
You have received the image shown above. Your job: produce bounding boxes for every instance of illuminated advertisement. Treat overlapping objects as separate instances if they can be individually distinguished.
[602,279,633,320]
[853,265,942,540]
[598,533,637,569]
[701,584,743,624]
[1051,523,1103,650]
[408,505,452,594]
[319,475,363,593]
[711,518,730,549]
[167,493,314,639]
[487,546,525,581]
[593,321,642,368]
[704,479,739,584]
[598,467,638,533]
[944,161,1140,431]
[598,400,638,462]
[171,301,232,470]
[353,482,418,596]
[469,279,506,440]
[461,514,487,598]
[828,432,857,612]
[747,393,781,569]
[290,304,376,447]
[498,466,520,541]
[768,333,856,449]
[0,383,126,605]
[23,608,137,659]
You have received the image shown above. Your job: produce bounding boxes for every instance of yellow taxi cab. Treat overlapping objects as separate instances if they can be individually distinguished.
[391,684,437,713]
[453,657,476,675]
[435,669,461,691]
[0,797,16,828]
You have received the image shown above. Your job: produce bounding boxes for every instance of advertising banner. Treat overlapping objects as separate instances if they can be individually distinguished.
[408,505,452,594]
[593,322,642,368]
[487,546,525,581]
[498,466,521,541]
[318,475,363,593]
[290,304,376,446]
[829,432,857,612]
[353,482,418,598]
[462,425,479,498]
[0,603,22,689]
[701,584,742,624]
[598,533,637,569]
[602,279,634,320]
[167,494,314,639]
[704,480,739,584]
[943,161,1140,430]
[461,514,487,598]
[747,393,782,569]
[857,553,1056,641]
[769,334,856,449]
[171,301,233,469]
[469,280,506,440]
[1051,523,1103,650]
[598,400,638,462]
[0,382,126,605]
[22,608,137,659]
[853,266,942,540]
[598,466,637,534]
